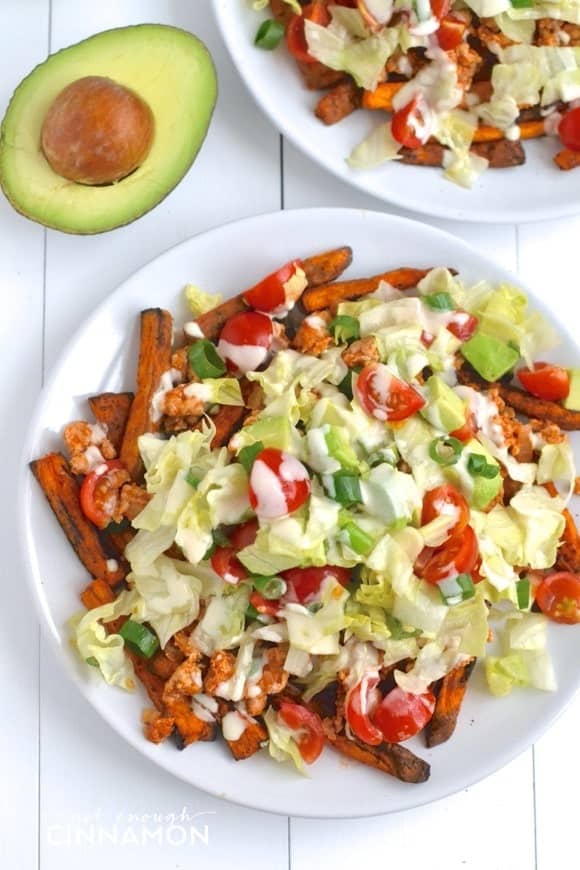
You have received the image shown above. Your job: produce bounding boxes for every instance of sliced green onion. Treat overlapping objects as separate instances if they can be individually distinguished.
[254,18,284,49]
[213,527,231,548]
[342,521,375,555]
[429,436,463,466]
[467,453,500,479]
[308,602,324,614]
[423,291,454,311]
[238,441,264,474]
[252,575,287,600]
[85,656,99,668]
[332,471,363,506]
[385,613,422,640]
[516,578,531,610]
[510,0,533,8]
[119,620,160,659]
[185,469,201,489]
[203,541,217,560]
[438,573,475,606]
[188,339,226,379]
[106,519,130,533]
[329,315,360,344]
[337,370,354,400]
[245,604,262,622]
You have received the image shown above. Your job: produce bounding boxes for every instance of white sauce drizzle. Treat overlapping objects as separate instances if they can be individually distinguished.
[217,339,269,374]
[106,559,119,574]
[250,460,289,518]
[222,711,248,742]
[184,321,204,339]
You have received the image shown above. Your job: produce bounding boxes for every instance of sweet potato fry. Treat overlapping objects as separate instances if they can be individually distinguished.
[30,452,125,584]
[472,140,526,168]
[400,140,525,168]
[106,524,136,558]
[269,0,295,25]
[195,296,248,342]
[302,246,353,288]
[362,82,403,112]
[119,309,173,481]
[472,120,544,143]
[543,482,580,572]
[315,80,362,125]
[554,147,580,171]
[326,733,430,783]
[80,577,116,610]
[88,392,134,453]
[425,658,476,748]
[130,654,167,712]
[301,267,431,312]
[297,60,346,91]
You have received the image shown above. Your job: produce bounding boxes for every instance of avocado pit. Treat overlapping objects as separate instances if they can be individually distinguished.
[41,75,154,185]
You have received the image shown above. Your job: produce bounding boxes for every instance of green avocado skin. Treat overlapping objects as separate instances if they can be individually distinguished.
[0,24,217,234]
[461,333,520,382]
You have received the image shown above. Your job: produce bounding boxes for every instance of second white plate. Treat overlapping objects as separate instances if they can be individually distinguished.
[213,0,580,224]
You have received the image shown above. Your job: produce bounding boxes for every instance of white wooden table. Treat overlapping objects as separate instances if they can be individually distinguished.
[1,2,579,867]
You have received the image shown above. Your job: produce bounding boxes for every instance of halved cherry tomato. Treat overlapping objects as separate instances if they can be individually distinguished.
[243,260,303,313]
[345,674,383,746]
[281,565,351,604]
[218,311,273,374]
[79,459,126,529]
[419,524,479,585]
[558,107,580,152]
[391,96,424,149]
[372,687,436,743]
[355,362,425,423]
[536,572,580,624]
[421,484,470,539]
[211,547,247,584]
[421,330,435,348]
[278,700,325,763]
[249,447,311,518]
[228,518,259,551]
[436,15,465,50]
[430,0,451,19]
[447,311,478,341]
[450,413,476,443]
[517,362,570,402]
[286,2,330,64]
[250,590,280,617]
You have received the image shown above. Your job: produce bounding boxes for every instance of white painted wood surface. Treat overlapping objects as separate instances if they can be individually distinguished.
[0,1,578,867]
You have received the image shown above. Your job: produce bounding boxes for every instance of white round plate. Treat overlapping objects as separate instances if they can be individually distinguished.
[213,0,580,224]
[19,208,580,818]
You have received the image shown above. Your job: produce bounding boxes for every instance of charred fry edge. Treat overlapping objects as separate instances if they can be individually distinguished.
[88,392,134,453]
[119,309,173,481]
[301,267,433,312]
[425,658,476,748]
[326,732,430,784]
[30,452,126,584]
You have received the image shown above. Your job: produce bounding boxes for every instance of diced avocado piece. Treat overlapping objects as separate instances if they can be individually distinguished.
[420,375,466,432]
[448,439,502,511]
[0,25,217,233]
[564,368,580,411]
[461,334,520,382]
[231,416,293,452]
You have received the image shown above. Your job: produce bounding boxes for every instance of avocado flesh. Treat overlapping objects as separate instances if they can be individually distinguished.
[461,333,519,383]
[0,24,217,234]
[421,374,466,432]
[563,368,580,411]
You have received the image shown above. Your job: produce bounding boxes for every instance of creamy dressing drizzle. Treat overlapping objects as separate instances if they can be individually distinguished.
[221,710,248,742]
[250,461,288,518]
[217,339,269,374]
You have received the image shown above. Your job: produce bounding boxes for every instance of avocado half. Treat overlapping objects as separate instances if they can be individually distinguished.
[0,24,217,234]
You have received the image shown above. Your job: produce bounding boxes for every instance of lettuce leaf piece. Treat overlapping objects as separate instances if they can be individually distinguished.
[360,462,421,527]
[392,51,462,115]
[281,578,349,654]
[436,110,489,189]
[125,524,178,570]
[485,611,556,695]
[536,441,577,503]
[263,706,306,774]
[193,378,244,407]
[175,491,213,565]
[72,590,138,690]
[310,391,390,452]
[395,641,465,694]
[140,426,216,493]
[347,121,402,170]
[439,587,489,657]
[494,13,535,44]
[542,68,580,105]
[482,487,565,571]
[230,416,295,452]
[417,267,466,307]
[128,556,204,648]
[305,17,399,90]
[184,284,221,316]
[191,585,250,656]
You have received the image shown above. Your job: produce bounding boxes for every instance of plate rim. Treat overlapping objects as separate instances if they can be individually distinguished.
[211,0,580,225]
[17,206,580,818]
